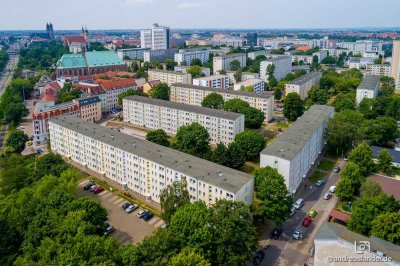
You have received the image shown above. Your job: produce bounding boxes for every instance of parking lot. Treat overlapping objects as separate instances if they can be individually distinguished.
[77,179,164,244]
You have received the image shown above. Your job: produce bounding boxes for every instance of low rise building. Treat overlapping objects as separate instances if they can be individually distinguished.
[193,75,229,90]
[142,80,161,94]
[148,69,192,85]
[76,96,102,122]
[143,48,177,62]
[116,48,150,60]
[260,105,334,193]
[170,83,274,122]
[234,78,265,93]
[285,72,322,100]
[174,65,211,76]
[174,50,210,66]
[260,56,292,81]
[95,77,138,111]
[213,53,247,74]
[247,50,270,60]
[225,71,260,85]
[123,96,244,145]
[366,64,392,76]
[356,75,381,105]
[49,116,254,206]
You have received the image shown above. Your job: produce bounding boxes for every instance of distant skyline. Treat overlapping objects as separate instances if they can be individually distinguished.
[1,0,399,30]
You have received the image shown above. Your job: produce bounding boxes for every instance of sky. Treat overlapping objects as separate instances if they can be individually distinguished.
[1,0,399,30]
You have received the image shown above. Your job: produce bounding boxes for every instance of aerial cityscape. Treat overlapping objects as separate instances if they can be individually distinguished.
[0,1,400,265]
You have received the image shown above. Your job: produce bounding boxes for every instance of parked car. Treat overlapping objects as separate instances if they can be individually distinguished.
[104,223,114,236]
[294,198,305,210]
[26,140,33,146]
[137,209,148,218]
[292,230,303,240]
[307,209,318,218]
[271,228,283,240]
[315,180,325,187]
[302,217,312,227]
[121,202,131,210]
[252,250,265,265]
[290,206,296,217]
[333,166,341,173]
[89,184,98,192]
[329,186,337,193]
[323,192,332,200]
[83,182,95,190]
[125,204,138,213]
[93,186,104,194]
[142,212,154,221]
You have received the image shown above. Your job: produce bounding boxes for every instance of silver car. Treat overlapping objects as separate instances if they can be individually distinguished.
[125,204,138,213]
[323,192,332,200]
[292,230,303,240]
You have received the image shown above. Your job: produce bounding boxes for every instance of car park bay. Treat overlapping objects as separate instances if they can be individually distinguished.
[78,179,164,244]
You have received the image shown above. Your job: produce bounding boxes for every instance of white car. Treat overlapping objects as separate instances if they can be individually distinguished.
[323,192,332,200]
[329,186,336,193]
[125,204,138,213]
[290,206,296,217]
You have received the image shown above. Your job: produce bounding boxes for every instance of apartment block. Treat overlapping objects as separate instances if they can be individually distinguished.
[95,78,137,111]
[116,48,150,60]
[366,64,391,76]
[260,56,292,81]
[174,50,210,66]
[213,53,246,74]
[211,38,246,48]
[234,78,265,93]
[391,40,400,89]
[143,49,177,63]
[170,83,274,122]
[356,75,381,105]
[174,65,211,76]
[260,105,334,193]
[225,71,260,85]
[123,96,244,145]
[140,23,170,50]
[193,75,229,90]
[49,116,254,206]
[285,72,322,100]
[247,50,270,60]
[77,96,102,122]
[148,69,192,85]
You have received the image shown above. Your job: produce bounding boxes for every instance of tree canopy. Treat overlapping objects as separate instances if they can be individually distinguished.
[348,142,374,177]
[146,129,170,147]
[5,130,29,153]
[173,123,211,158]
[118,89,147,106]
[149,82,170,101]
[201,93,224,109]
[234,130,265,161]
[224,99,264,129]
[160,178,190,224]
[283,92,304,122]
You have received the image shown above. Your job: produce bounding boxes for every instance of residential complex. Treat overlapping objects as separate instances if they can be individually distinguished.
[355,75,381,105]
[211,38,246,48]
[233,78,265,93]
[123,96,244,145]
[49,116,254,206]
[174,50,210,66]
[116,48,150,60]
[290,50,328,64]
[174,65,211,77]
[247,50,270,60]
[336,40,383,54]
[285,72,322,100]
[95,77,138,111]
[260,56,292,81]
[148,69,192,85]
[143,48,177,62]
[366,64,391,76]
[170,83,274,122]
[213,53,246,74]
[260,105,334,193]
[391,40,400,89]
[225,71,260,85]
[193,75,229,90]
[140,23,170,50]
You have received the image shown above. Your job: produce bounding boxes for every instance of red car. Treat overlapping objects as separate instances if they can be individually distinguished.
[302,217,312,227]
[93,186,104,194]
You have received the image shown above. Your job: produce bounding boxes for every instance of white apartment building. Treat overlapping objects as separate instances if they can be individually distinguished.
[366,64,392,76]
[116,48,150,60]
[49,116,254,206]
[356,75,381,105]
[123,96,244,145]
[247,50,270,60]
[285,72,322,100]
[260,56,292,82]
[143,49,177,63]
[290,50,328,64]
[170,83,275,122]
[174,50,210,66]
[193,75,229,90]
[213,53,247,74]
[348,57,374,69]
[148,69,192,85]
[336,40,383,54]
[260,105,334,193]
[391,40,400,89]
[174,65,211,76]
[234,78,265,94]
[211,38,246,48]
[225,71,260,85]
[140,23,170,50]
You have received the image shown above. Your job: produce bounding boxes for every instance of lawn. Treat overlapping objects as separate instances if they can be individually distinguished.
[276,121,290,129]
[309,170,325,183]
[318,159,336,171]
[238,161,260,175]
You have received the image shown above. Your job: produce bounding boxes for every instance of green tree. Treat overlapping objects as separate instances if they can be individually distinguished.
[226,142,246,168]
[360,179,383,198]
[240,85,254,92]
[211,142,229,166]
[307,86,328,105]
[380,76,395,96]
[385,95,400,120]
[359,117,399,147]
[234,130,265,161]
[229,60,241,71]
[165,59,177,70]
[283,92,304,122]
[347,194,400,236]
[334,92,356,112]
[310,55,321,71]
[234,69,242,83]
[224,98,249,113]
[321,55,336,65]
[186,65,202,78]
[170,248,211,266]
[201,93,224,109]
[348,142,374,177]
[117,89,147,106]
[160,178,190,224]
[190,58,202,67]
[371,212,400,245]
[224,99,265,129]
[274,88,282,101]
[377,149,393,175]
[254,167,293,225]
[5,130,29,153]
[358,98,378,119]
[146,129,170,147]
[336,162,364,201]
[149,82,170,101]
[174,123,211,158]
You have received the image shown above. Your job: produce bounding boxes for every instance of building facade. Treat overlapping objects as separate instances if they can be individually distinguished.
[391,40,400,89]
[140,23,170,50]
[77,96,102,122]
[260,56,292,81]
[213,53,247,74]
[170,83,274,122]
[174,65,211,76]
[366,64,392,76]
[260,105,334,193]
[49,116,254,206]
[356,75,381,105]
[123,96,244,145]
[247,50,270,60]
[95,78,138,111]
[143,48,177,62]
[234,78,265,93]
[193,75,229,90]
[148,69,192,85]
[225,71,260,85]
[285,72,322,100]
[116,48,150,60]
[174,50,210,66]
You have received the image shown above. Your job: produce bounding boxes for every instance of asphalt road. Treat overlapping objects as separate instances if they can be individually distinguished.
[0,55,19,95]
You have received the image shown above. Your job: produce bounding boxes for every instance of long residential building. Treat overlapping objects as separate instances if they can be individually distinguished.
[174,65,211,76]
[391,40,400,89]
[260,56,292,82]
[123,96,244,145]
[148,69,192,85]
[49,116,254,205]
[355,75,381,105]
[260,105,334,193]
[174,50,210,66]
[285,72,322,100]
[95,78,138,111]
[225,71,260,85]
[170,83,274,122]
[233,78,265,93]
[193,75,229,90]
[116,48,150,60]
[213,53,247,74]
[143,48,177,62]
[366,64,391,76]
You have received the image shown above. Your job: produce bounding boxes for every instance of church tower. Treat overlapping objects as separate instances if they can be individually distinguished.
[46,22,55,40]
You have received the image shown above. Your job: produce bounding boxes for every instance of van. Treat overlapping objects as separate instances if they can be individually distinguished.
[294,198,305,210]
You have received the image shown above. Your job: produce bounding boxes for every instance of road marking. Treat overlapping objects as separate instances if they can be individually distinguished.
[113,198,124,205]
[101,191,113,199]
[147,217,159,226]
[154,220,164,228]
[98,190,108,196]
[109,195,119,202]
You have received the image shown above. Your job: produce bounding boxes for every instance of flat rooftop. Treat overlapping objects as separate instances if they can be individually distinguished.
[148,69,188,75]
[50,116,253,193]
[194,75,228,81]
[286,72,322,86]
[124,96,243,120]
[171,83,274,100]
[263,56,291,62]
[260,105,334,160]
[236,78,264,86]
[357,75,381,91]
[215,53,246,59]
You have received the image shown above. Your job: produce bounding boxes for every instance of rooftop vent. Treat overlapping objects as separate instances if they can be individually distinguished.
[218,172,223,177]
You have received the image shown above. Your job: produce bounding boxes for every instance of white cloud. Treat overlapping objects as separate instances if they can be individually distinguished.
[177,2,201,9]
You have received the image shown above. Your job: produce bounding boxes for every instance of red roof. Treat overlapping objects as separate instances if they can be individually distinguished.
[296,45,312,51]
[64,36,87,45]
[47,81,61,91]
[41,90,57,102]
[329,209,351,222]
[95,77,136,91]
[370,175,400,200]
[113,40,140,47]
